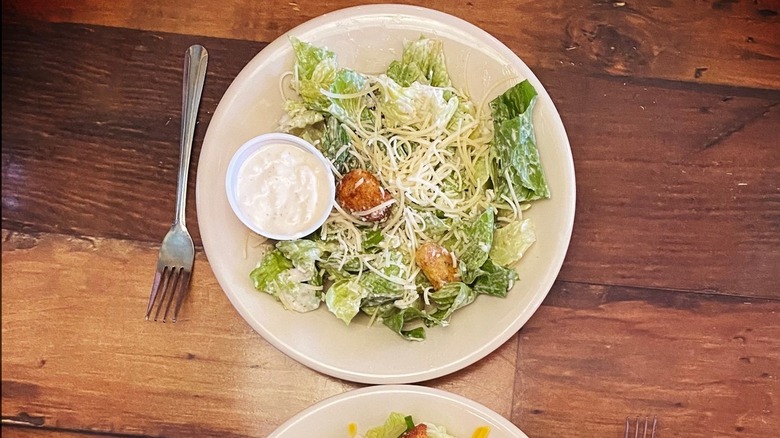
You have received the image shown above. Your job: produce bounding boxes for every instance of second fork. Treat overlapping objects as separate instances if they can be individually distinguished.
[625,416,657,438]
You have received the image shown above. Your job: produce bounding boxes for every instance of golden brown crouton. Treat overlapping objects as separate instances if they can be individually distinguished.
[402,423,428,438]
[415,241,460,290]
[336,169,393,222]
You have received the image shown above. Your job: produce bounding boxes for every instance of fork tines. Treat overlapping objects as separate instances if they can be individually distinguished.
[145,265,191,323]
[624,416,657,438]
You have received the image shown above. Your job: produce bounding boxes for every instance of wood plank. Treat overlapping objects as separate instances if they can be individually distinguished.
[512,282,780,438]
[1,427,122,438]
[548,75,780,299]
[3,22,778,298]
[1,230,518,437]
[3,0,779,89]
[1,22,264,246]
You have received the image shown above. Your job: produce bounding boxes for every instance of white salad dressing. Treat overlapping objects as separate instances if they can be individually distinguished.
[236,143,332,237]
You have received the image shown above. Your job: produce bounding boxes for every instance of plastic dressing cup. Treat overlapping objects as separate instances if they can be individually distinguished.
[225,133,335,240]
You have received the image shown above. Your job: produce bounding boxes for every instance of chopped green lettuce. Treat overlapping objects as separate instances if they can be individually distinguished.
[250,250,322,312]
[364,412,409,438]
[456,208,495,283]
[250,250,293,291]
[290,37,338,109]
[447,99,478,131]
[374,75,458,129]
[364,413,457,438]
[489,218,537,266]
[386,37,451,87]
[357,250,408,307]
[320,251,363,277]
[361,229,384,251]
[276,239,322,279]
[325,278,367,324]
[473,154,491,189]
[490,80,550,202]
[382,307,428,341]
[277,100,324,133]
[327,68,368,126]
[272,269,322,312]
[472,259,518,297]
[358,272,405,306]
[320,116,358,174]
[419,211,450,239]
[428,282,477,322]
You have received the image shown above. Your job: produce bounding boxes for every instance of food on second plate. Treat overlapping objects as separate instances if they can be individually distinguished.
[336,169,394,222]
[249,35,549,340]
[357,412,461,438]
[415,241,460,290]
[402,424,428,438]
[354,412,491,438]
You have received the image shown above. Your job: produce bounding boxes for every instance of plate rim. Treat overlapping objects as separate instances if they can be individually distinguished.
[196,4,576,384]
[266,384,529,438]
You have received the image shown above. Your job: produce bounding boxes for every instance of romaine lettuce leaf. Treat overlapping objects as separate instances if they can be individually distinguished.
[276,239,322,279]
[490,80,550,202]
[359,272,406,306]
[357,250,408,306]
[278,99,324,133]
[325,278,367,324]
[386,37,451,87]
[489,218,536,266]
[272,269,322,312]
[472,259,518,297]
[361,228,384,251]
[365,412,410,438]
[320,252,363,278]
[374,75,458,129]
[320,116,356,173]
[290,37,338,110]
[456,208,495,283]
[250,250,293,291]
[428,282,477,322]
[250,249,322,312]
[473,154,491,189]
[447,99,478,131]
[491,79,537,124]
[386,60,424,88]
[382,307,428,341]
[327,68,368,127]
[419,211,450,239]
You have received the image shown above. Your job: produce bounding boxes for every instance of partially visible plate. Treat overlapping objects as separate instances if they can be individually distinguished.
[268,385,529,438]
[196,5,575,383]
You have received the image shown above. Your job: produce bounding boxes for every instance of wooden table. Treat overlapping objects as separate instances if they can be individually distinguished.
[3,1,779,437]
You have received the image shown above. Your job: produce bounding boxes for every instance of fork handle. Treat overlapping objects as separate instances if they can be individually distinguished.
[175,44,209,227]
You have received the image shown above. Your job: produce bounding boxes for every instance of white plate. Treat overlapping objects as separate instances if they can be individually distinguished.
[196,5,575,384]
[268,385,529,438]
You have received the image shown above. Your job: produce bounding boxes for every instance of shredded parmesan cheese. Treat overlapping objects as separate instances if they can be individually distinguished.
[281,69,525,304]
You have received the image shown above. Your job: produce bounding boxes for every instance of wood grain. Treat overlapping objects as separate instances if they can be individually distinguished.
[2,7,779,438]
[5,230,777,437]
[3,0,779,89]
[512,282,780,437]
[1,428,115,438]
[2,22,778,298]
[549,74,780,299]
[1,22,264,245]
[1,230,518,437]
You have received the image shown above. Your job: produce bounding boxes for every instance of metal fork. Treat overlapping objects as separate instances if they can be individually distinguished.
[145,44,208,322]
[624,416,657,438]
